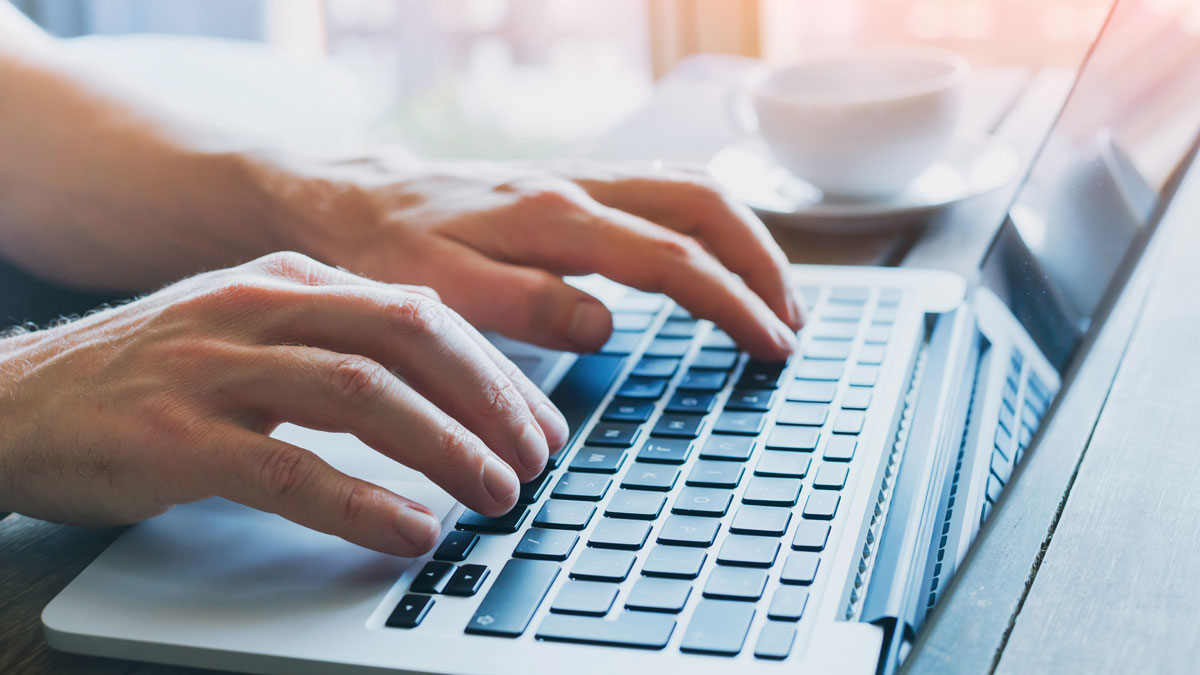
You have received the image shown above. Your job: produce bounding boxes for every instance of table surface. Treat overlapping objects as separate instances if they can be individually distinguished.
[5,53,1199,675]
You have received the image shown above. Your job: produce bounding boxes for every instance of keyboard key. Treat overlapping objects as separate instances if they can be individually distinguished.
[755,622,797,660]
[433,531,478,562]
[551,473,612,501]
[613,294,664,314]
[703,330,737,350]
[878,288,902,306]
[805,340,851,360]
[605,489,666,520]
[589,518,651,550]
[533,500,595,530]
[725,387,777,412]
[644,337,690,358]
[692,349,739,370]
[768,586,810,621]
[794,359,844,381]
[537,611,676,650]
[813,463,849,489]
[621,463,680,491]
[742,477,802,506]
[737,361,788,389]
[717,534,780,567]
[780,552,820,585]
[641,545,707,579]
[858,345,887,365]
[802,491,841,520]
[842,386,873,410]
[444,564,490,597]
[569,446,627,474]
[703,567,767,601]
[777,401,830,426]
[637,439,693,464]
[864,325,891,345]
[585,423,641,448]
[613,312,654,331]
[632,357,680,378]
[730,505,792,537]
[410,560,455,594]
[991,449,1013,484]
[664,391,716,415]
[833,410,866,434]
[713,411,767,435]
[695,438,755,466]
[385,594,433,629]
[659,319,700,339]
[808,321,858,340]
[766,426,821,451]
[829,286,870,304]
[652,414,706,439]
[755,451,811,478]
[466,559,560,637]
[571,549,636,582]
[549,354,627,458]
[791,521,831,551]
[686,460,745,488]
[987,473,1003,503]
[820,303,864,321]
[786,379,838,403]
[872,308,898,325]
[678,369,728,392]
[517,469,553,504]
[513,528,579,561]
[600,332,641,355]
[616,377,668,400]
[658,515,720,547]
[550,580,618,616]
[625,577,693,613]
[602,399,655,423]
[456,506,529,534]
[681,600,756,655]
[672,487,733,517]
[823,436,858,461]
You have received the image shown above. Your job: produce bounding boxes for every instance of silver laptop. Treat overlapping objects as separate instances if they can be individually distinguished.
[42,2,1200,672]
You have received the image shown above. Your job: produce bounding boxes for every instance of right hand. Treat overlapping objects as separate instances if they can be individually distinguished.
[0,252,568,556]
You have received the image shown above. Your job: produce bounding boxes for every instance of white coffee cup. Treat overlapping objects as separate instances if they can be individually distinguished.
[740,45,969,200]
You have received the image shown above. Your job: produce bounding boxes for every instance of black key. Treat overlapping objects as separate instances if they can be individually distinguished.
[621,463,680,491]
[605,489,666,520]
[813,463,849,489]
[433,531,479,562]
[410,560,455,594]
[657,515,720,547]
[833,410,866,434]
[678,369,728,392]
[778,402,829,427]
[550,580,618,616]
[533,500,595,530]
[625,577,692,613]
[680,599,756,655]
[768,586,809,621]
[612,312,654,331]
[517,468,553,504]
[713,411,766,436]
[664,391,716,415]
[601,399,654,423]
[585,423,641,448]
[742,477,801,506]
[703,330,738,350]
[755,450,811,478]
[692,349,739,370]
[841,386,873,410]
[802,490,841,520]
[823,435,858,461]
[780,552,820,585]
[717,534,780,567]
[686,460,744,488]
[786,379,838,403]
[850,365,880,386]
[589,518,651,550]
[672,487,733,517]
[616,377,668,400]
[568,446,627,474]
[513,528,579,561]
[551,473,612,501]
[600,331,641,355]
[699,435,756,461]
[805,340,851,361]
[794,359,844,381]
[791,521,831,551]
[652,414,706,439]
[456,505,529,534]
[632,356,680,378]
[570,549,636,581]
[536,611,676,650]
[658,319,699,339]
[549,354,627,459]
[644,337,690,358]
[724,388,777,412]
[385,594,434,629]
[730,505,791,537]
[737,364,787,389]
[637,438,693,464]
[703,567,767,601]
[466,558,560,637]
[641,545,707,579]
[766,426,820,451]
[755,622,797,660]
[444,564,490,597]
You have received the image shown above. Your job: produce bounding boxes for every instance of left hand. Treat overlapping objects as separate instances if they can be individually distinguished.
[249,155,804,360]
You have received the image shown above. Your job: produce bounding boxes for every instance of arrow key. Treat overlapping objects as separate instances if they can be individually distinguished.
[444,564,491,597]
[385,593,434,629]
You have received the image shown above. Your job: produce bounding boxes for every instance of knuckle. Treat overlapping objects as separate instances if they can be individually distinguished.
[437,423,481,466]
[328,356,390,410]
[388,294,447,336]
[339,481,376,527]
[253,251,315,276]
[479,372,524,423]
[258,444,312,500]
[656,233,705,265]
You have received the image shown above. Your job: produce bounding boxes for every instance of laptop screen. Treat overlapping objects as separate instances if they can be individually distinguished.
[979,0,1200,369]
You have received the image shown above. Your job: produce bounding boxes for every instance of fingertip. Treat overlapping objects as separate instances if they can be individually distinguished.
[481,455,520,514]
[566,298,612,352]
[535,401,570,453]
[395,503,440,555]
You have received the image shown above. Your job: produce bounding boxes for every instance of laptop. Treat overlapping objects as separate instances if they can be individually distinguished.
[42,1,1200,672]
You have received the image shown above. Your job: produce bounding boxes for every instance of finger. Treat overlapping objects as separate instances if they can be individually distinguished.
[201,429,442,556]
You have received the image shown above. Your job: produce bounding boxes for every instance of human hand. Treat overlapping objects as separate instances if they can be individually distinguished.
[252,156,804,359]
[0,252,566,556]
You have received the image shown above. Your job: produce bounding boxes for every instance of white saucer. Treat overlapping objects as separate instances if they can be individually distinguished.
[708,135,1020,233]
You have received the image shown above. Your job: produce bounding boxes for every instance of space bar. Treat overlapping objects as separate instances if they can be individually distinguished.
[536,612,676,650]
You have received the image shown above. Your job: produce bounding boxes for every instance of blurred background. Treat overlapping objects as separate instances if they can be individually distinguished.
[12,0,1117,159]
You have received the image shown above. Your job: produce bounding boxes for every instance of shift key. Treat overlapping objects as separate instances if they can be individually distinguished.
[465,559,560,637]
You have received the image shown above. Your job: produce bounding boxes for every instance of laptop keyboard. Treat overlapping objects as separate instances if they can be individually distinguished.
[980,349,1054,522]
[385,284,906,659]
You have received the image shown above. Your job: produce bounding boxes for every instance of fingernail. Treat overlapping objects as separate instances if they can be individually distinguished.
[516,422,549,474]
[535,401,570,452]
[567,300,611,351]
[396,504,438,551]
[482,455,519,507]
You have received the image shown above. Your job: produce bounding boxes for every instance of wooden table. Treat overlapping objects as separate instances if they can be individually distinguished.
[5,54,1199,674]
